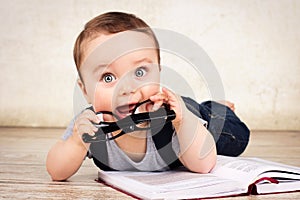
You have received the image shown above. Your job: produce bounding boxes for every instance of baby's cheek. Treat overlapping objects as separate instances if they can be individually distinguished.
[143,84,160,97]
[93,86,111,112]
[93,91,102,112]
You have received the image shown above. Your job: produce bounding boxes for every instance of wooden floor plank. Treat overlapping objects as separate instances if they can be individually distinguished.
[241,131,300,167]
[0,128,299,199]
[0,182,133,200]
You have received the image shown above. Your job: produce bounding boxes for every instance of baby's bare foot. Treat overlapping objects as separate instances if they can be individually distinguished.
[218,100,235,112]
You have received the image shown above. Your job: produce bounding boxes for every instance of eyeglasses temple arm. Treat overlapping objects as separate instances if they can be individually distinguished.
[82,107,176,143]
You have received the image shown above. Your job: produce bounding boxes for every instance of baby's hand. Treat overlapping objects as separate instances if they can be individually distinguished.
[72,109,100,147]
[150,87,185,128]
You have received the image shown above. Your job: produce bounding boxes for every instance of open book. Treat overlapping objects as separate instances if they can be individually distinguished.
[97,156,300,199]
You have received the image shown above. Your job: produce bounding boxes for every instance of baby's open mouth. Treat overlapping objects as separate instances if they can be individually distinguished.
[115,104,136,119]
[115,100,154,119]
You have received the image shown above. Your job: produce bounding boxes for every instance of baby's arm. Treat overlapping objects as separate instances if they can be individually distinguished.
[150,88,216,173]
[175,105,217,173]
[46,110,99,181]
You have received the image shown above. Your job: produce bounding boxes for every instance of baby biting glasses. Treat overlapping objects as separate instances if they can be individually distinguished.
[82,99,176,142]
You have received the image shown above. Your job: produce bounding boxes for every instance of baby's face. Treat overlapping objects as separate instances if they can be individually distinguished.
[79,31,160,119]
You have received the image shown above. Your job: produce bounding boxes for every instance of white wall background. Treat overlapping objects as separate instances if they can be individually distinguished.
[0,0,299,130]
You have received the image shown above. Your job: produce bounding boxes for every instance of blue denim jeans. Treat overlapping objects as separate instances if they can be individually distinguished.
[182,97,250,156]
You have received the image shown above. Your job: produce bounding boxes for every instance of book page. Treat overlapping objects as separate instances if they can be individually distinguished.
[256,181,300,194]
[99,168,246,199]
[98,156,300,199]
[104,168,233,192]
[212,156,300,188]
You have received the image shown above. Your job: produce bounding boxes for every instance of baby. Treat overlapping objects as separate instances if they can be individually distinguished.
[46,12,249,181]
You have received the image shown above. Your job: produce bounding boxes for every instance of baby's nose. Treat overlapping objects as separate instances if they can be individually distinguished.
[118,78,137,96]
[119,85,136,96]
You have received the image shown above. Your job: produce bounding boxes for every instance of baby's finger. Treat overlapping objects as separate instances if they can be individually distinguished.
[150,93,167,102]
[161,87,175,101]
[77,123,97,137]
[75,117,98,133]
[152,101,163,111]
[80,109,100,124]
[150,93,167,111]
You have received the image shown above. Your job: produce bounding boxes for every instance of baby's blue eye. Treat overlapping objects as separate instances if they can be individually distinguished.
[135,67,147,77]
[102,74,116,83]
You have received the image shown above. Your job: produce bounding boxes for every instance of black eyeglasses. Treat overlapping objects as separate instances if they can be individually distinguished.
[82,99,176,142]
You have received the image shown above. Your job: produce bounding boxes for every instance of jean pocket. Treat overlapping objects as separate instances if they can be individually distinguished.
[216,132,248,156]
[208,113,225,120]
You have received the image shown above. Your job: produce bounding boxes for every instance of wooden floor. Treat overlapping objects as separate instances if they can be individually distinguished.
[0,127,299,199]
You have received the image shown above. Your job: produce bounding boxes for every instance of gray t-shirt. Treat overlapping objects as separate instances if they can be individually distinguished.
[63,117,207,171]
[62,119,180,171]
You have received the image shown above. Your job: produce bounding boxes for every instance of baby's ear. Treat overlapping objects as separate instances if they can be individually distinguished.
[77,78,91,103]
